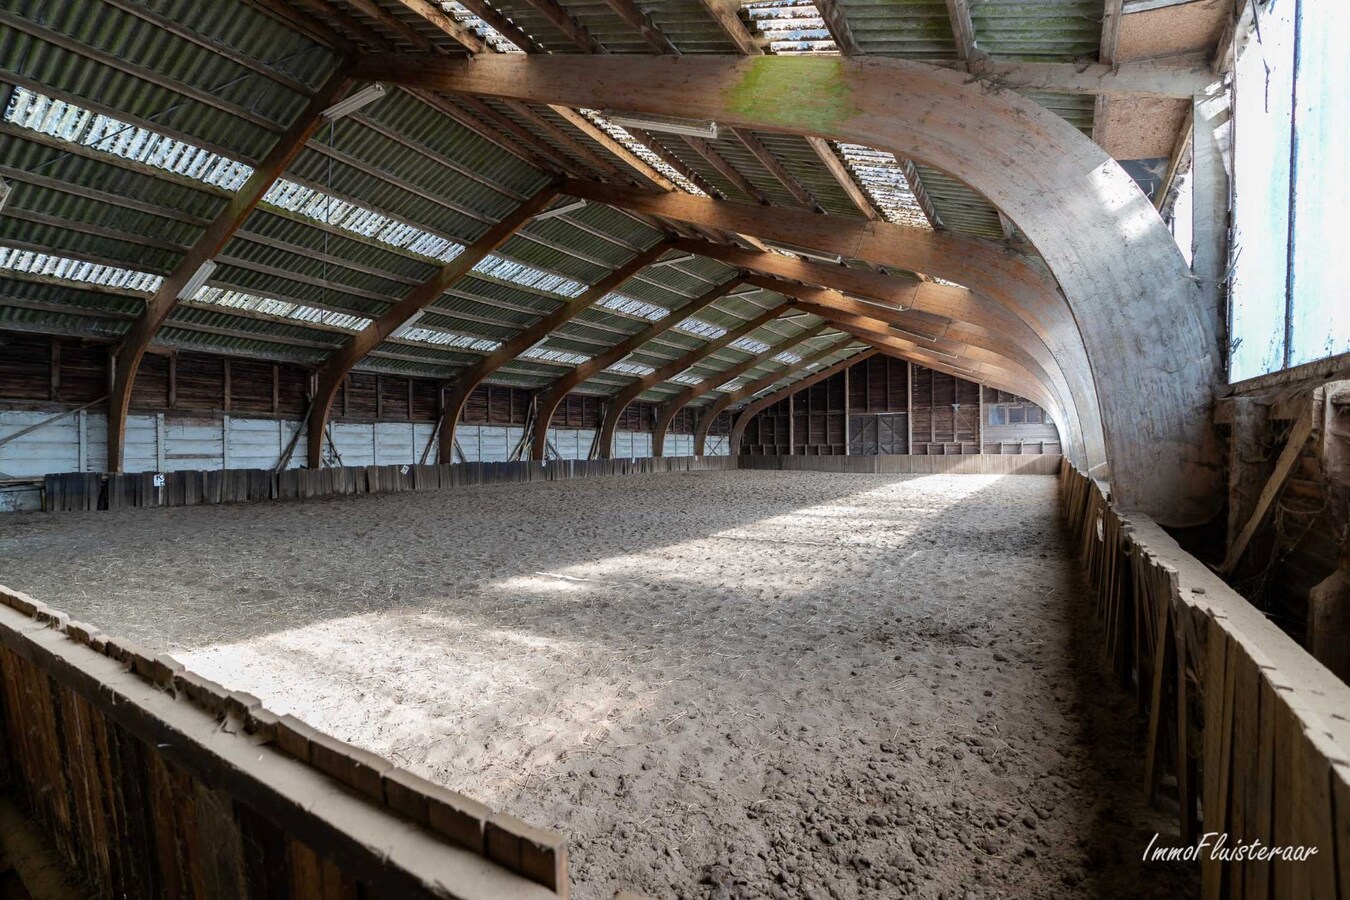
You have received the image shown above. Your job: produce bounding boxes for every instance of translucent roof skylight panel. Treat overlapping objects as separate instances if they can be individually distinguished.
[774,350,803,364]
[729,336,771,353]
[744,0,839,53]
[261,178,468,263]
[836,142,931,229]
[521,346,592,366]
[596,292,670,321]
[190,286,374,331]
[716,379,742,392]
[438,1,526,52]
[392,325,503,351]
[668,373,704,386]
[4,87,256,190]
[472,256,588,297]
[0,246,164,293]
[676,317,728,340]
[605,360,657,377]
[578,109,708,196]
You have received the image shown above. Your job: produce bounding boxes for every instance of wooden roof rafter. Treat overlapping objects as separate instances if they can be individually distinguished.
[596,301,794,456]
[651,321,833,452]
[528,274,747,457]
[304,184,561,466]
[437,240,676,461]
[692,335,858,453]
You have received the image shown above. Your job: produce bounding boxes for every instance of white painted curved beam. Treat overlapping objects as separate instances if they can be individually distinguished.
[355,53,1221,524]
[562,178,1101,464]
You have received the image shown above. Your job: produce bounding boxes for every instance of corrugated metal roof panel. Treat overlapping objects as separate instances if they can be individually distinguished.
[968,0,1103,62]
[911,164,1006,238]
[834,0,959,59]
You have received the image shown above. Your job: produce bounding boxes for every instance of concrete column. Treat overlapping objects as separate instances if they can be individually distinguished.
[1193,91,1232,377]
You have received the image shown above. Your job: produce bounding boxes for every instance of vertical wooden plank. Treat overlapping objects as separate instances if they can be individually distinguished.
[168,353,178,409]
[223,359,232,413]
[238,799,292,899]
[1332,763,1350,899]
[1272,695,1297,898]
[50,338,61,401]
[191,781,247,900]
[1177,591,1200,846]
[1200,619,1230,900]
[1291,723,1337,898]
[1229,650,1260,897]
[1246,675,1277,899]
[1143,588,1172,802]
[288,839,325,900]
[145,750,185,897]
[906,361,913,454]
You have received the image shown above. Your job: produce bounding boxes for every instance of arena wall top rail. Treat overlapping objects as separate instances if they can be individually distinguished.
[1059,460,1350,898]
[0,584,569,898]
[32,454,1054,513]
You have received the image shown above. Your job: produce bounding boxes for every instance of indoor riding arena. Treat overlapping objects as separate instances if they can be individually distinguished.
[0,1,1347,899]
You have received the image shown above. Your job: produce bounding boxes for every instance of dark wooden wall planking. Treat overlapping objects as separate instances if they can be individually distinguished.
[0,331,700,435]
[739,357,1055,456]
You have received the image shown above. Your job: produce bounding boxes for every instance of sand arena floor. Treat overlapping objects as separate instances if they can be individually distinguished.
[0,470,1197,899]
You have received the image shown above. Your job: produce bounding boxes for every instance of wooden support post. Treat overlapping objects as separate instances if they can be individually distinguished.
[907,361,914,455]
[843,362,850,455]
[977,383,984,452]
[106,69,353,472]
[309,186,559,467]
[1220,401,1314,573]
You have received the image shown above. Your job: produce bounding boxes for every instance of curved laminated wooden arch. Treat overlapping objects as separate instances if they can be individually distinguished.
[354,53,1223,524]
[650,322,831,455]
[680,244,1085,461]
[793,308,1065,425]
[693,337,857,455]
[742,276,1078,456]
[597,303,792,458]
[528,275,745,461]
[563,178,1100,463]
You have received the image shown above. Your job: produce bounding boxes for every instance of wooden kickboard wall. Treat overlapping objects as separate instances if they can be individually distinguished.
[0,585,569,899]
[1060,460,1350,898]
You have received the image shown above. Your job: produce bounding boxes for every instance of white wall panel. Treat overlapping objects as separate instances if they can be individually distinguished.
[83,412,109,472]
[2,408,675,476]
[280,421,307,470]
[162,417,222,472]
[374,422,417,466]
[413,423,437,465]
[666,434,695,457]
[545,427,596,460]
[330,423,376,467]
[226,418,283,470]
[123,415,158,473]
[0,410,79,477]
[705,434,730,457]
